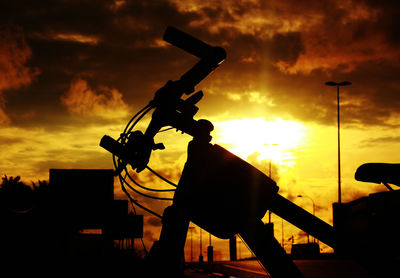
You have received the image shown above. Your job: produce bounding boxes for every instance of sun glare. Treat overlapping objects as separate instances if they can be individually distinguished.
[212,118,306,167]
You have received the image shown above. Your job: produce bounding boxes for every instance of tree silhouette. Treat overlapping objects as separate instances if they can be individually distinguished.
[0,175,34,213]
[0,176,54,263]
[31,179,48,192]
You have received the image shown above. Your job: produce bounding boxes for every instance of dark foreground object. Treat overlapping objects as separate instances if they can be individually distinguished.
[184,258,395,278]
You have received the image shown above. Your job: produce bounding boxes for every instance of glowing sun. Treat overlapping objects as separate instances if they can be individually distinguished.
[212,118,306,166]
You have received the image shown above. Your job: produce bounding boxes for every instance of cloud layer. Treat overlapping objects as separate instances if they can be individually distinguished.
[1,0,399,129]
[61,78,129,119]
[0,24,39,125]
[2,0,400,258]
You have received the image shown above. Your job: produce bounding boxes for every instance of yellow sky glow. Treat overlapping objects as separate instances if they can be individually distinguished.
[2,0,400,262]
[212,118,307,166]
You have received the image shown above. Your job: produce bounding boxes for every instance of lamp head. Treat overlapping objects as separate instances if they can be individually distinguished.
[325,81,351,86]
[325,81,338,86]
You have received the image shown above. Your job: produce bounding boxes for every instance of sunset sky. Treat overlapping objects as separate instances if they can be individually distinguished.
[1,0,400,260]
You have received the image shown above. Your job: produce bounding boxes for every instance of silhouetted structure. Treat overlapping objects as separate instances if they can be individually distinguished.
[229,236,237,261]
[49,169,114,229]
[329,162,400,275]
[333,190,400,267]
[99,26,399,278]
[49,169,143,258]
[291,243,320,259]
[0,169,143,266]
[207,245,213,263]
[101,26,325,278]
[103,200,143,240]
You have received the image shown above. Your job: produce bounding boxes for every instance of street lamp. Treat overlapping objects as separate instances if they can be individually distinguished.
[264,143,279,179]
[325,81,351,204]
[265,143,278,224]
[297,194,316,243]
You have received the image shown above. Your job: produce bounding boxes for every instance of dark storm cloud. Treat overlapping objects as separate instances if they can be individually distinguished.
[364,0,400,44]
[0,23,39,125]
[0,1,308,122]
[1,0,400,129]
[192,0,400,127]
[0,0,203,128]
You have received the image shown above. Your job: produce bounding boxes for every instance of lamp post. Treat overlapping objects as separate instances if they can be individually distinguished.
[207,232,214,263]
[297,194,316,243]
[325,81,351,204]
[265,143,278,223]
[265,143,279,180]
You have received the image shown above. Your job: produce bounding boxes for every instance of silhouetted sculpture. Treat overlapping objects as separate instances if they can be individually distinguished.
[100,26,399,277]
[355,162,400,190]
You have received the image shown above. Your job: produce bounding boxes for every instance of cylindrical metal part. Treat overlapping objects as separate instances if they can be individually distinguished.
[240,220,305,278]
[270,194,336,248]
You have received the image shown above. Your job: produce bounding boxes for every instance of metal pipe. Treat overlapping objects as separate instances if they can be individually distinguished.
[270,194,336,248]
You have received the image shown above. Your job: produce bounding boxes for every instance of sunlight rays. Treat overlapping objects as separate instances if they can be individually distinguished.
[212,118,307,168]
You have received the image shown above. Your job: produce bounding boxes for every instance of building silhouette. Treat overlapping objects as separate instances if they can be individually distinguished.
[0,169,143,264]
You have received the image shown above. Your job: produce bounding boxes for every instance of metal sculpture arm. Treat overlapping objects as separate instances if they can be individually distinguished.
[100,26,225,173]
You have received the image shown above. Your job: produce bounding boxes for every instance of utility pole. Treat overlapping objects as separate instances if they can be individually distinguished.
[207,232,213,263]
[297,194,316,243]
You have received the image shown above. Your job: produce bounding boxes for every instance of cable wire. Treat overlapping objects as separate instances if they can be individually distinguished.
[121,171,174,201]
[117,173,162,219]
[113,157,174,201]
[158,127,175,132]
[125,170,176,192]
[141,238,148,255]
[111,103,182,220]
[122,104,178,190]
[124,105,153,138]
[122,103,152,136]
[146,166,178,187]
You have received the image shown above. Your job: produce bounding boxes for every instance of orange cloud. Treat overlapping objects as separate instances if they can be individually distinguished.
[0,25,38,91]
[61,78,129,119]
[171,0,399,74]
[0,24,39,125]
[278,24,400,74]
[0,106,9,126]
[31,32,100,45]
[53,33,99,45]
